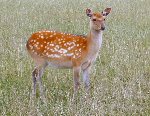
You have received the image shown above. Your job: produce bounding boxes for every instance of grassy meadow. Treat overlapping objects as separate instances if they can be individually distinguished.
[0,0,150,115]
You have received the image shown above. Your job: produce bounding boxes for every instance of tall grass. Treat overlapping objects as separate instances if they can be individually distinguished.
[0,0,150,115]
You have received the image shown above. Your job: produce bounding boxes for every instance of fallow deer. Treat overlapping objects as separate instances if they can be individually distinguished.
[26,8,111,97]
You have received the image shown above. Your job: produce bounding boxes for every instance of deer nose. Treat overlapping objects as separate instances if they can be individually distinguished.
[92,19,96,21]
[101,27,105,30]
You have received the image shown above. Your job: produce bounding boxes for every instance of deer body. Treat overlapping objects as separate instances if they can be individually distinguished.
[27,31,88,68]
[26,8,111,97]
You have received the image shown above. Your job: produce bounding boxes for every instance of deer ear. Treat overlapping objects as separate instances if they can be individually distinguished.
[102,8,111,16]
[86,8,92,17]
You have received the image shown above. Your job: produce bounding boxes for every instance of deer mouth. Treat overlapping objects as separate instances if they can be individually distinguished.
[101,27,105,30]
[94,24,102,31]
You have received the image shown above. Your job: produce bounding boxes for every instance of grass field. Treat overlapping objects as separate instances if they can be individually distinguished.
[0,0,150,115]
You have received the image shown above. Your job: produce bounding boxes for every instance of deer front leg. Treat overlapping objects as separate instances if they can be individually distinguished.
[73,66,81,94]
[82,61,91,94]
[82,62,91,94]
[82,67,91,93]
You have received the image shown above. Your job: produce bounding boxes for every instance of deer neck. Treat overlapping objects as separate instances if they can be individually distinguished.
[86,29,103,60]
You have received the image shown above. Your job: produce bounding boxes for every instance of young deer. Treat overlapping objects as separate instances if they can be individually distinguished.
[26,8,111,97]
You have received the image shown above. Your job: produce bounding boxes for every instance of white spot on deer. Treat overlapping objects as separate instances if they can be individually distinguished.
[73,39,76,42]
[66,53,73,56]
[78,48,82,52]
[60,38,63,40]
[68,47,71,50]
[41,45,43,47]
[56,45,59,49]
[50,49,55,52]
[48,54,60,58]
[34,44,38,48]
[46,31,50,32]
[75,53,79,56]
[29,45,33,49]
[30,39,33,42]
[41,35,44,39]
[45,46,48,49]
[76,44,79,47]
[44,50,47,53]
[80,43,83,46]
[53,54,60,58]
[50,44,54,46]
[46,52,49,56]
[68,46,74,50]
[47,47,50,50]
[54,45,60,51]
[36,42,39,44]
[64,43,67,46]
[45,36,49,39]
[66,42,75,46]
[58,48,68,54]
[50,35,53,38]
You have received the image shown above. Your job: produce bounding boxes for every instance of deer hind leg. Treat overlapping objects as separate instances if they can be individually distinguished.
[32,61,48,98]
[32,68,38,96]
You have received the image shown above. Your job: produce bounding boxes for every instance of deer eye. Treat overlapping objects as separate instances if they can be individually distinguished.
[92,19,96,21]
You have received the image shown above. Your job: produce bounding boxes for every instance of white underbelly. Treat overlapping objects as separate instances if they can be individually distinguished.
[48,61,73,69]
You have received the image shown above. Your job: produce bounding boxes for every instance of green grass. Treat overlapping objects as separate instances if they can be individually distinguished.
[0,0,150,115]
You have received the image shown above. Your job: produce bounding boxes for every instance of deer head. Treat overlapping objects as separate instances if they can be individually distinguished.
[86,8,111,31]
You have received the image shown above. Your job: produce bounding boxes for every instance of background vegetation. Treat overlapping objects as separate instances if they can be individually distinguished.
[0,0,150,115]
